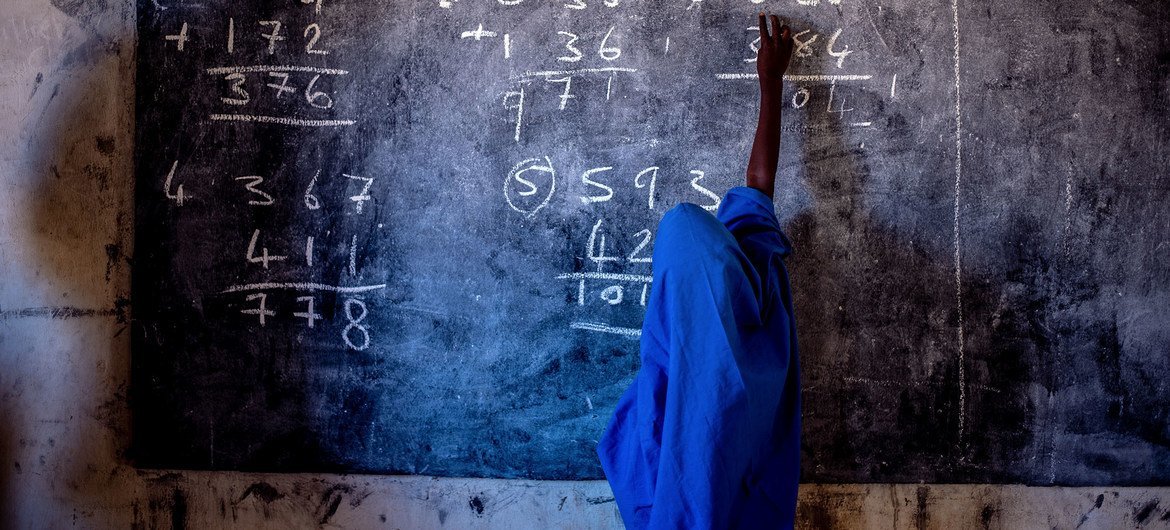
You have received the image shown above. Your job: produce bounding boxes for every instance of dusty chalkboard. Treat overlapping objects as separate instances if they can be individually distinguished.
[131,0,1170,484]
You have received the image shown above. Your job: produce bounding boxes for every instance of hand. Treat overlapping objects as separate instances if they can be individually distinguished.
[756,13,793,92]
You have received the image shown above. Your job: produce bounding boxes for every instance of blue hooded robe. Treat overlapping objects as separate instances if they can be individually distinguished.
[597,186,801,529]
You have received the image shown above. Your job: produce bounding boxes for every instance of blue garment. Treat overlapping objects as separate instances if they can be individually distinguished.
[597,186,801,529]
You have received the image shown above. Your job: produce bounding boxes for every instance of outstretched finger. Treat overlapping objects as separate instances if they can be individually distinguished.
[770,15,783,45]
[759,12,769,42]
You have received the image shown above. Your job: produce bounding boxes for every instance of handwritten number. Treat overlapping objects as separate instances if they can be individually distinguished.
[557,32,583,62]
[304,23,329,55]
[633,166,658,210]
[305,74,334,109]
[163,160,190,205]
[245,229,287,268]
[258,21,285,55]
[689,170,720,211]
[628,229,652,263]
[294,296,323,328]
[345,174,375,213]
[342,298,370,350]
[234,176,274,206]
[598,26,621,61]
[221,73,250,105]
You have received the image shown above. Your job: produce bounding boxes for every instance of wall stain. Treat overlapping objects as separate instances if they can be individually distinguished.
[1076,493,1105,528]
[799,496,835,529]
[888,486,901,527]
[980,502,1000,529]
[316,484,351,525]
[170,488,187,530]
[1134,499,1159,525]
[914,486,930,530]
[113,296,131,324]
[104,243,121,282]
[238,482,284,504]
[30,72,43,100]
[95,135,116,156]
[131,499,144,530]
[468,495,485,516]
[83,162,111,193]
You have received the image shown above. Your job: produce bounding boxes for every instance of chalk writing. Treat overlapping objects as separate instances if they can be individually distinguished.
[241,293,274,325]
[557,217,654,336]
[343,297,371,350]
[164,22,188,51]
[147,5,391,349]
[504,156,557,217]
[130,0,953,478]
[162,160,190,206]
[235,175,274,206]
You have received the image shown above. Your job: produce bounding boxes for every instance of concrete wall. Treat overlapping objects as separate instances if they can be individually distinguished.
[0,1,1166,528]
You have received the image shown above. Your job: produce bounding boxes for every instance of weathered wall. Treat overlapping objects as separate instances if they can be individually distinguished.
[0,0,1167,528]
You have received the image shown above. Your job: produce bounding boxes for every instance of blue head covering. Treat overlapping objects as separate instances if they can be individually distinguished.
[598,186,801,529]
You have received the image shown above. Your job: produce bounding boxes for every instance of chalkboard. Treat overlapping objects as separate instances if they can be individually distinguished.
[132,0,1170,484]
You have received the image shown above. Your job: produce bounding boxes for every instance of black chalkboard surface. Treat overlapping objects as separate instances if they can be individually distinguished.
[132,0,1170,484]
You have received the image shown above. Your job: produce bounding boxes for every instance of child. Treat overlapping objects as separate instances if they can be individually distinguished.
[597,14,801,529]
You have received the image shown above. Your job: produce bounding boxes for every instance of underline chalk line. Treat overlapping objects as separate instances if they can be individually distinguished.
[206,65,349,75]
[221,282,386,294]
[714,73,873,81]
[569,321,642,338]
[208,114,356,127]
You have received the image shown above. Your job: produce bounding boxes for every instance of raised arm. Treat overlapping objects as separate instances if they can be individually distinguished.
[746,13,794,199]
